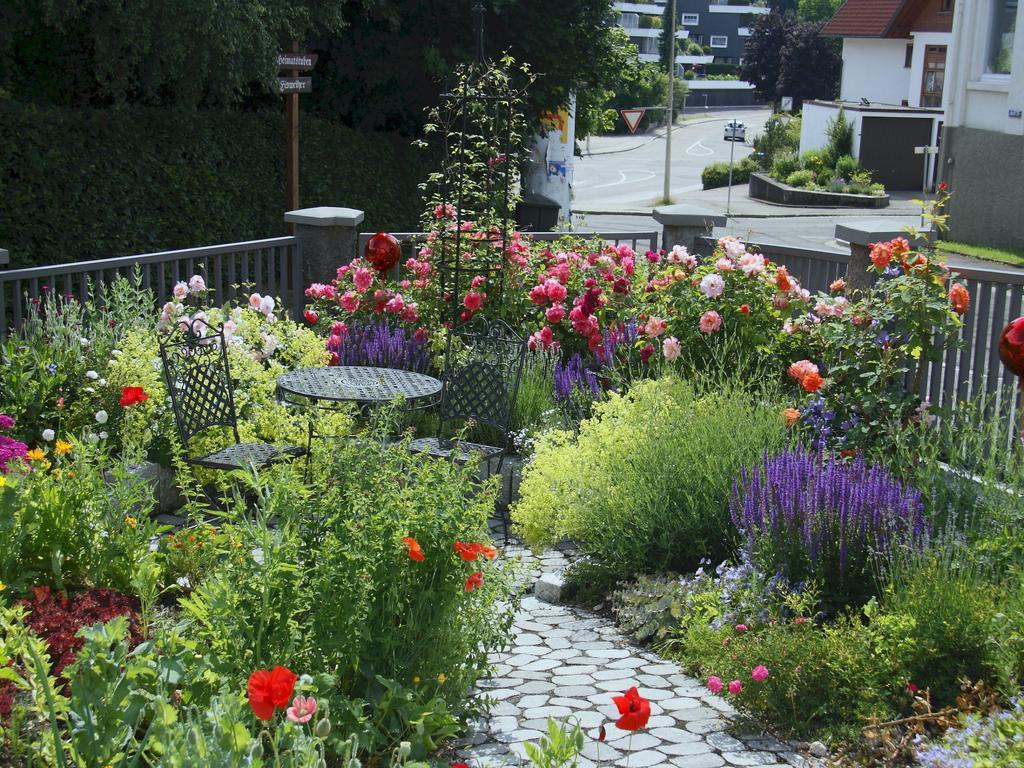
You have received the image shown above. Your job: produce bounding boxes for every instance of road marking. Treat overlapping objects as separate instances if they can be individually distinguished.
[591,170,656,190]
[686,140,714,157]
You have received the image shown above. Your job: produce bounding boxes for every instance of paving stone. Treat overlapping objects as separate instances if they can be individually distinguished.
[669,754,726,768]
[621,749,667,767]
[649,726,704,744]
[559,684,599,698]
[743,736,790,752]
[722,751,785,766]
[636,673,673,688]
[685,718,730,734]
[580,741,623,762]
[707,732,747,752]
[657,739,716,756]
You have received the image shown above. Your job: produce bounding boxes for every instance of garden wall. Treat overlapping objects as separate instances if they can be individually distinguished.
[0,101,432,268]
[748,172,889,208]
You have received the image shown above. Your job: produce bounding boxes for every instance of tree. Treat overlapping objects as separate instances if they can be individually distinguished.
[778,21,841,106]
[0,0,628,140]
[739,13,793,105]
[797,0,843,23]
[740,14,840,107]
[0,0,347,107]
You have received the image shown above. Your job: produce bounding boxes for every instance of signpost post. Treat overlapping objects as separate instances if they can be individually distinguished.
[663,0,676,203]
[278,43,317,225]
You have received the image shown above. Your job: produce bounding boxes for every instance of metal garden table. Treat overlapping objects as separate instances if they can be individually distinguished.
[275,366,443,474]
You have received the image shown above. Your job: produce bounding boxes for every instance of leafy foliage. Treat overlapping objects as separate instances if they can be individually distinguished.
[740,15,840,107]
[0,100,431,267]
[513,376,786,595]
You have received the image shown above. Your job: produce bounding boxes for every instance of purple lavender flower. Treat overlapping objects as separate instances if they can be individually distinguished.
[731,449,928,608]
[553,353,601,402]
[326,320,430,372]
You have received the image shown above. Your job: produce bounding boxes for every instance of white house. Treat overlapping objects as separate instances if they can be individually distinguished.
[940,0,1023,250]
[799,0,955,189]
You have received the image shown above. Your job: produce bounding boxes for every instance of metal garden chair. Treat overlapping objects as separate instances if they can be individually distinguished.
[406,316,527,540]
[159,318,306,499]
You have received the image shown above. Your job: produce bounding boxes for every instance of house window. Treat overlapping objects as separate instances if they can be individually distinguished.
[921,45,947,107]
[988,0,1017,74]
[710,35,728,48]
[905,43,914,67]
[681,13,700,25]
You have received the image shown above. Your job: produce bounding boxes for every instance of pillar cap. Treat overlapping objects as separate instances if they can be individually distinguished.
[835,219,930,248]
[652,204,727,228]
[284,207,365,227]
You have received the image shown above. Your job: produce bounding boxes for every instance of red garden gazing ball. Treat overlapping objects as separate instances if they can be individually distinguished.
[999,317,1024,381]
[365,231,401,274]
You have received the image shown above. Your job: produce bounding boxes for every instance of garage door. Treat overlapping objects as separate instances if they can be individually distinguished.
[859,117,934,191]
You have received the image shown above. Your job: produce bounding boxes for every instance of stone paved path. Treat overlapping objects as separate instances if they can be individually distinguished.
[457,539,823,768]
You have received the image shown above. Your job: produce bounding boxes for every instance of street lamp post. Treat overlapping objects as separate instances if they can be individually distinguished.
[726,123,736,219]
[663,0,676,203]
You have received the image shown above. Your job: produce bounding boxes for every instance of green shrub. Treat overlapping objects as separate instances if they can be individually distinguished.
[683,69,696,80]
[770,151,800,180]
[834,154,860,179]
[816,168,835,186]
[824,106,854,165]
[785,169,815,188]
[675,612,907,741]
[799,148,829,171]
[702,158,756,189]
[0,101,431,267]
[513,376,786,595]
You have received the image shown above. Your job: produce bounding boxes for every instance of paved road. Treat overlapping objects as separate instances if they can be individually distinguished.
[574,109,769,213]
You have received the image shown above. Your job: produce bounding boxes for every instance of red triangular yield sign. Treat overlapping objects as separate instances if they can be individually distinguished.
[620,108,646,134]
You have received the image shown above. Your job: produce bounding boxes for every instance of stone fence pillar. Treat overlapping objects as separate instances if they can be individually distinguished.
[834,219,931,293]
[652,204,727,255]
[0,248,9,268]
[284,206,365,284]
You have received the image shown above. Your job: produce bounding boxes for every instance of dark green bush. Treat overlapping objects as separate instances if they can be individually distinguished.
[0,100,431,267]
[702,157,757,189]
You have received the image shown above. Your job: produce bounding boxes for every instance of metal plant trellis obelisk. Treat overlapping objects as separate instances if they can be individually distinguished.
[433,1,527,326]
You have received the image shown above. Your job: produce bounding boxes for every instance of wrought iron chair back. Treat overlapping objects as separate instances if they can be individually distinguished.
[438,316,527,441]
[159,318,241,450]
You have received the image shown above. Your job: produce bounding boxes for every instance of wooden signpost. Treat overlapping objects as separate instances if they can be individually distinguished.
[279,43,316,220]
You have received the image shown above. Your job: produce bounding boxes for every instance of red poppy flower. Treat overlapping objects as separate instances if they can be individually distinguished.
[464,572,484,592]
[247,665,297,721]
[403,537,425,562]
[452,763,471,768]
[612,686,651,731]
[455,541,478,561]
[119,386,149,407]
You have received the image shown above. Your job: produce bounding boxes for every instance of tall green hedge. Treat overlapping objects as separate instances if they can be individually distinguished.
[0,100,431,267]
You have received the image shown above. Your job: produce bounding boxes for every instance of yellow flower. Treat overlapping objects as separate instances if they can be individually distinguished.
[67,470,75,479]
[437,672,447,684]
[0,476,6,487]
[55,439,72,456]
[125,516,138,529]
[26,448,45,461]
[0,580,6,593]
[412,675,421,685]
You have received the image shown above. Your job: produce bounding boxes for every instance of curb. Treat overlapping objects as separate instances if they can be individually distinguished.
[581,111,767,157]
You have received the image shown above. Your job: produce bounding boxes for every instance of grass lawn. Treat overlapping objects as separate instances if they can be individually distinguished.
[938,240,1024,268]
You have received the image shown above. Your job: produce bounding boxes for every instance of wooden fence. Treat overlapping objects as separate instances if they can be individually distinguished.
[0,237,303,337]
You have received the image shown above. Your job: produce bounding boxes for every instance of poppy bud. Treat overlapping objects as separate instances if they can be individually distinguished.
[598,724,607,742]
[188,728,203,751]
[249,740,264,760]
[315,717,332,738]
[398,742,412,758]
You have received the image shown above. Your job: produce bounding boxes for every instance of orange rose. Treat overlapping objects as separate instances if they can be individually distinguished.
[949,283,970,314]
[784,408,800,427]
[802,372,824,393]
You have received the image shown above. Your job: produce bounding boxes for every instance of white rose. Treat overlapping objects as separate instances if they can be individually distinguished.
[99,431,108,440]
[86,370,99,380]
[95,410,109,424]
[42,429,55,441]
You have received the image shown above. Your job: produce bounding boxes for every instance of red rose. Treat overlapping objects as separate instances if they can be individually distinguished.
[948,283,970,315]
[119,386,149,407]
[639,344,654,364]
[247,666,297,721]
[739,304,751,315]
[303,309,319,325]
[611,686,651,731]
[802,372,824,393]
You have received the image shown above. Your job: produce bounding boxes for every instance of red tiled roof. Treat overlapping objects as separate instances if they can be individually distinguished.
[822,0,907,37]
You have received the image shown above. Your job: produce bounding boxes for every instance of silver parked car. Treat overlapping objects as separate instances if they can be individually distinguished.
[723,120,746,142]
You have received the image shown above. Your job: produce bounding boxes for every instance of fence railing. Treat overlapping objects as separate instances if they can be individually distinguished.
[357,230,661,254]
[713,237,1024,441]
[0,237,303,337]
